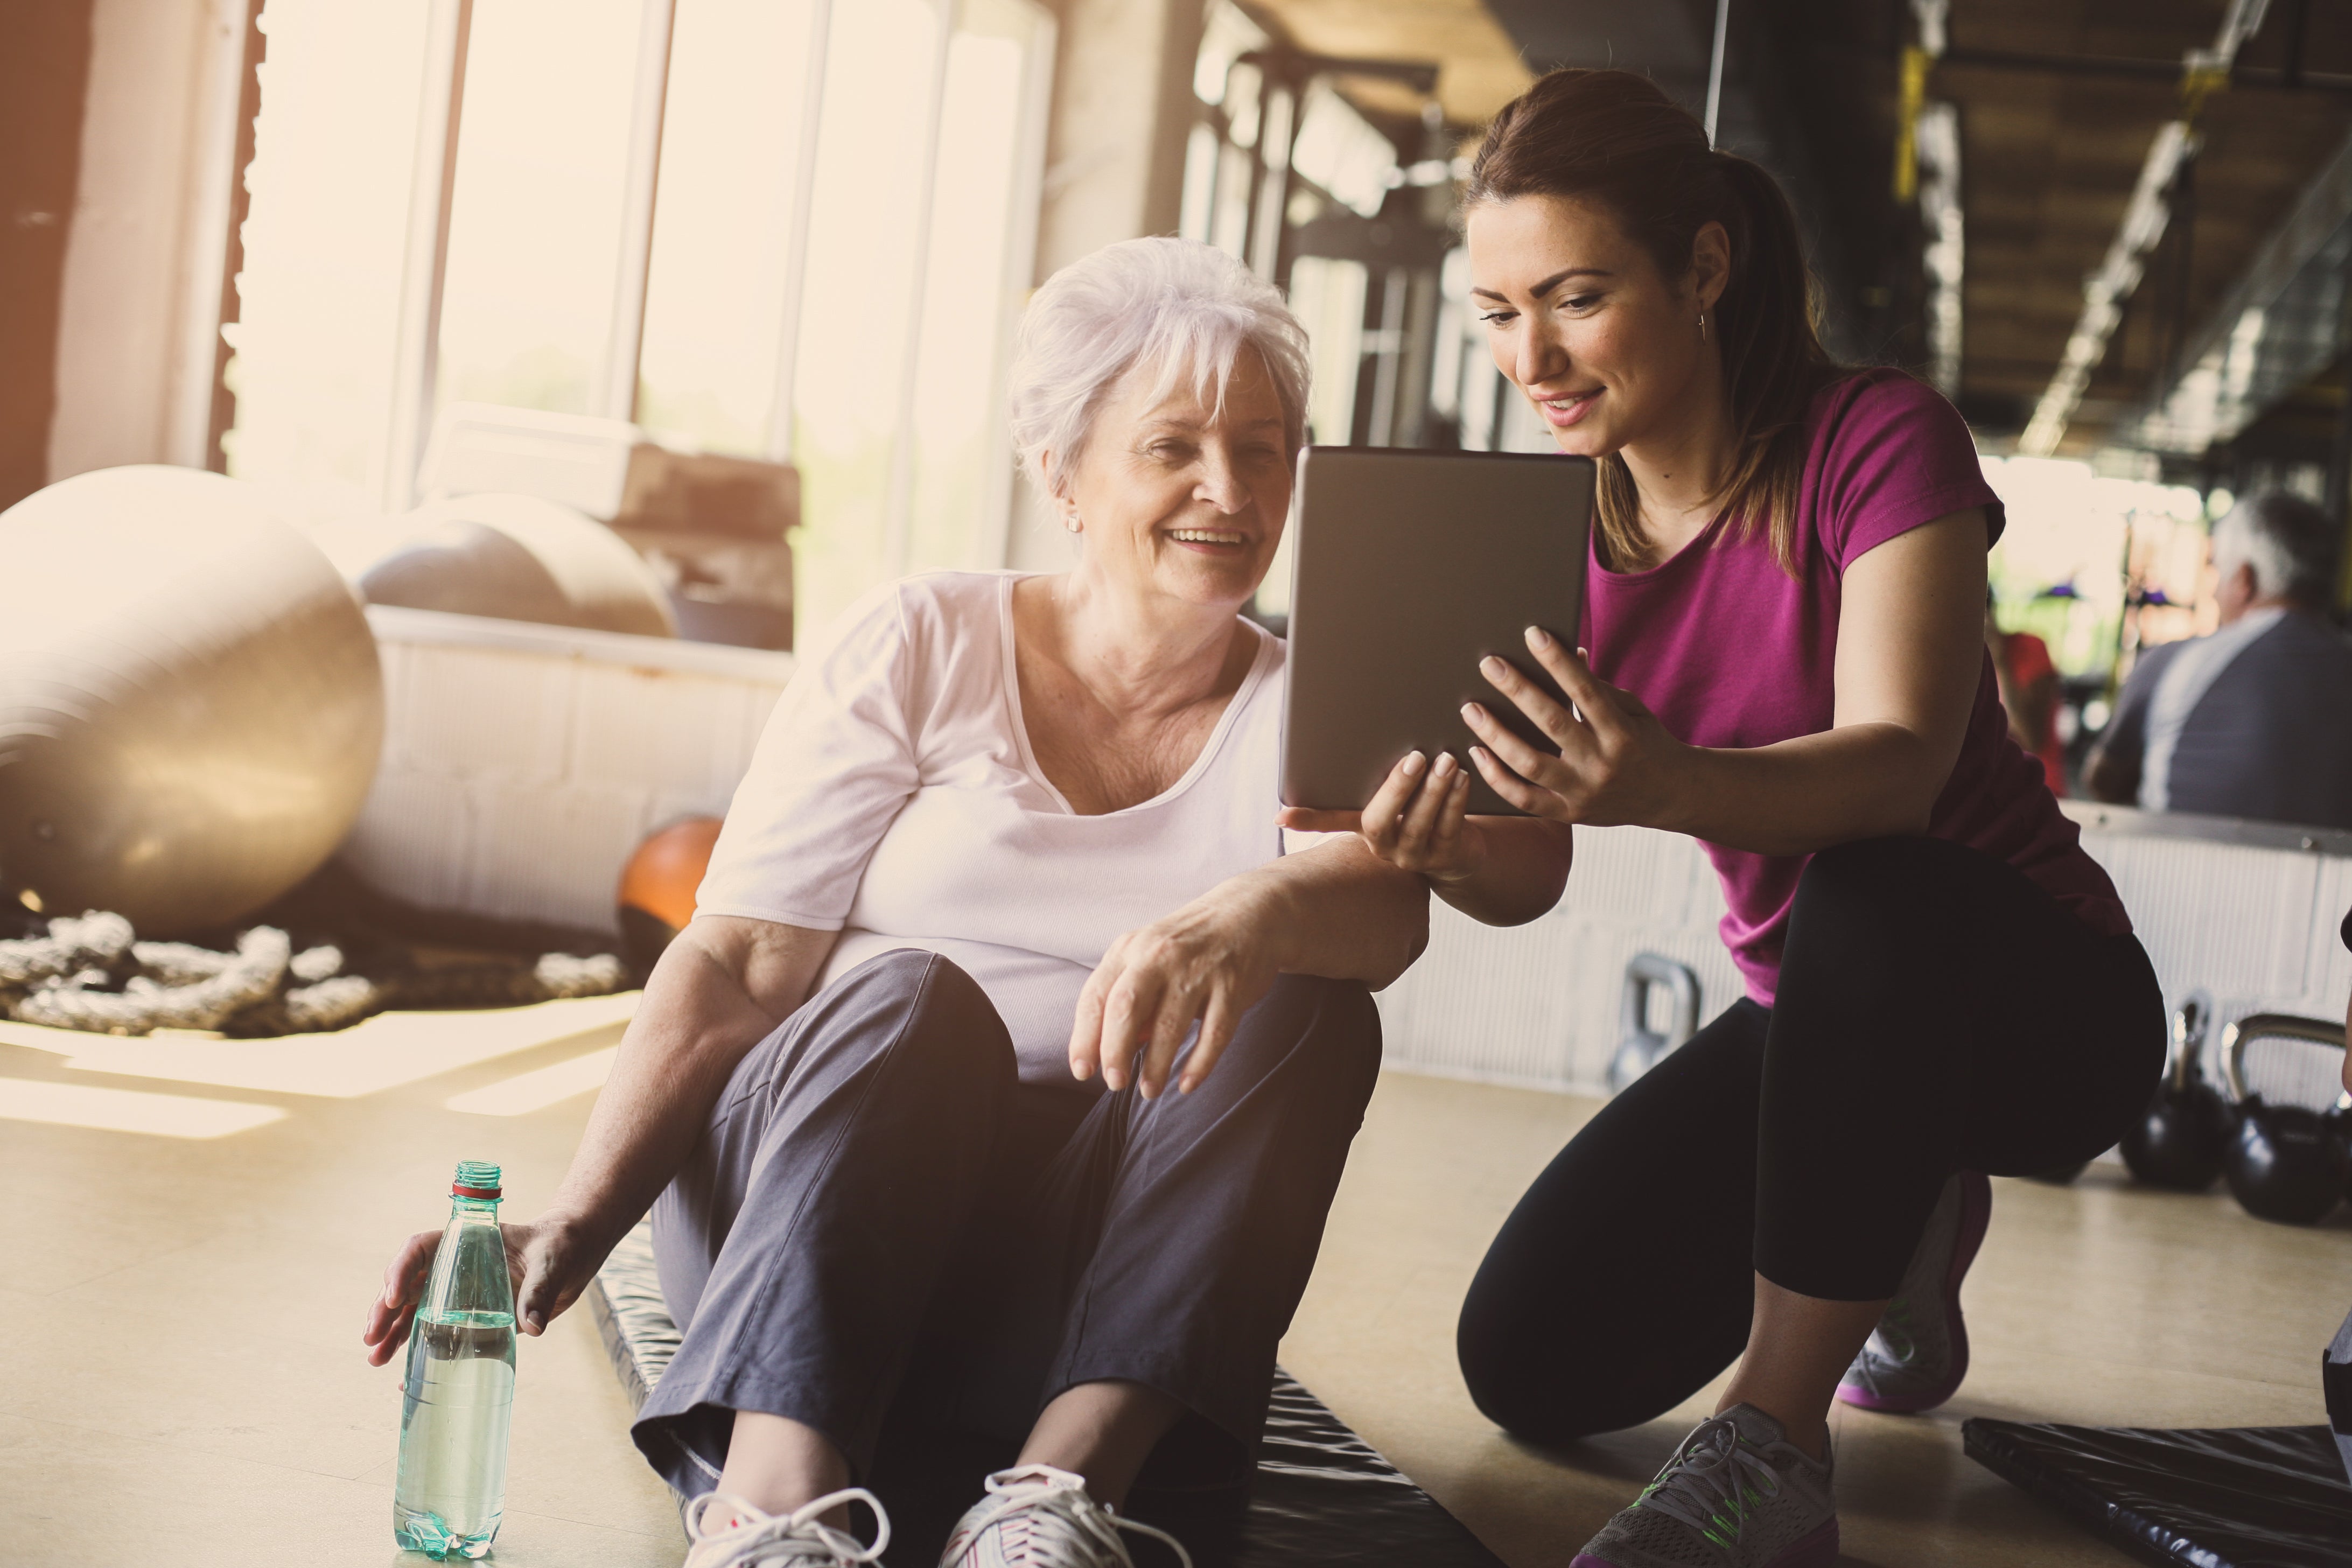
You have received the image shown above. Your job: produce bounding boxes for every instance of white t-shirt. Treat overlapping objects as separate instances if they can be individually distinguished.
[695,570,1293,1078]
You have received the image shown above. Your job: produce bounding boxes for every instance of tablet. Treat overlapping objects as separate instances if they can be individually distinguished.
[1280,446,1594,817]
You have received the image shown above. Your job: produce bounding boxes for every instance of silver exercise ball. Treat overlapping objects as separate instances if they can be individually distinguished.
[0,466,386,937]
[350,492,677,639]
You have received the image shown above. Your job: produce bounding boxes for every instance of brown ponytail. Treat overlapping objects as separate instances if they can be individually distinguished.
[1467,70,1840,575]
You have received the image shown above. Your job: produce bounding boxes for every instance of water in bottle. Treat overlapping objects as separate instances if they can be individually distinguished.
[394,1160,517,1559]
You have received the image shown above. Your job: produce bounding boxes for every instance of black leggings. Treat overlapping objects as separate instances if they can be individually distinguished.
[1456,835,2163,1444]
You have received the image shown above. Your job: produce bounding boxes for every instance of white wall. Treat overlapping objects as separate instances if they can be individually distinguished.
[1377,806,2352,1098]
[340,608,790,934]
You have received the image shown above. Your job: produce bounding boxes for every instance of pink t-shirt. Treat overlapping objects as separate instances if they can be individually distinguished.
[1583,370,2130,1003]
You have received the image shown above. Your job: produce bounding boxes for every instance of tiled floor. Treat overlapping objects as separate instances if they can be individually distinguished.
[2,1006,2344,1566]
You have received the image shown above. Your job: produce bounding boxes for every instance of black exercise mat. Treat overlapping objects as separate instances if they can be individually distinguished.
[586,1221,1503,1567]
[1963,1417,2352,1568]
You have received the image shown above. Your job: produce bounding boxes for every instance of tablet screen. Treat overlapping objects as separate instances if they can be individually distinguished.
[1279,447,1594,817]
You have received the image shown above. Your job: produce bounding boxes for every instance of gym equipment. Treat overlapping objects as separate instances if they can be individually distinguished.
[2329,1303,2351,1489]
[343,493,678,639]
[0,466,385,937]
[587,1220,1505,1568]
[2217,1013,2350,1226]
[617,816,722,972]
[1608,952,1699,1093]
[1965,1417,2352,1567]
[0,907,627,1037]
[2119,991,2229,1192]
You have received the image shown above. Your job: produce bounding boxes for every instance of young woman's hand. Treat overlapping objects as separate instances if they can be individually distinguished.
[1463,628,1692,828]
[361,1210,608,1365]
[1280,748,1486,885]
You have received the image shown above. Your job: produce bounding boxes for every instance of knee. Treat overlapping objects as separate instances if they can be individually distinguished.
[1455,1268,1585,1444]
[811,949,1014,1082]
[1250,975,1382,1103]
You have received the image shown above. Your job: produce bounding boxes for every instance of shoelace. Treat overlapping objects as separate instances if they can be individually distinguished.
[1635,1419,1786,1550]
[682,1488,891,1567]
[958,1467,1192,1568]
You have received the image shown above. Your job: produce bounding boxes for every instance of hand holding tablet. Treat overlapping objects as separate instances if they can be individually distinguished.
[1276,446,1597,836]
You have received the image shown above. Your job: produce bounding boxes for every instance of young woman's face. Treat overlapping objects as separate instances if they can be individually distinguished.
[1465,193,1727,459]
[1058,348,1292,613]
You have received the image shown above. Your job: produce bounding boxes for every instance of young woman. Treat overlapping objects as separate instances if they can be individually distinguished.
[1292,70,2164,1568]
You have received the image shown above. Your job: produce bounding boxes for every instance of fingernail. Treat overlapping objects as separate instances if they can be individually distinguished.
[1576,646,1589,660]
[1461,703,1481,721]
[1433,752,1456,777]
[1527,626,1552,647]
[1070,1059,1092,1080]
[1401,751,1426,776]
[1480,655,1504,676]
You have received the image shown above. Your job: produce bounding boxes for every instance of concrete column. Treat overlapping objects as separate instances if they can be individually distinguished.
[45,0,251,484]
[1007,0,1204,572]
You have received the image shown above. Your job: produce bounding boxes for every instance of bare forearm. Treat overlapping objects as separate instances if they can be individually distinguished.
[1433,817,1574,926]
[545,927,817,1244]
[1230,839,1429,990]
[1664,723,1951,856]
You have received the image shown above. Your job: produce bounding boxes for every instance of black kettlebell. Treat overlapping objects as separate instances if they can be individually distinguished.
[2120,992,2228,1191]
[2219,1013,2351,1226]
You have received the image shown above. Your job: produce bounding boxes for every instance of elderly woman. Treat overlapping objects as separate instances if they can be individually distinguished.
[365,239,1541,1568]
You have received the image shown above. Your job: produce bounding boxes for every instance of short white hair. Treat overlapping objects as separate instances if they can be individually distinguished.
[2214,491,2334,605]
[1008,237,1312,499]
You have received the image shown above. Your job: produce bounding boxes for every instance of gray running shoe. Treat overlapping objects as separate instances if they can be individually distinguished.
[1836,1170,1992,1413]
[1572,1404,1836,1568]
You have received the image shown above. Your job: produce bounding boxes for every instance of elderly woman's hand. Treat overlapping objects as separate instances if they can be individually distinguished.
[361,1209,606,1364]
[1068,887,1284,1099]
[1280,748,1486,885]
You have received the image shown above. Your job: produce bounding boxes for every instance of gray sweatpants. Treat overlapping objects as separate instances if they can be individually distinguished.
[631,948,1381,1497]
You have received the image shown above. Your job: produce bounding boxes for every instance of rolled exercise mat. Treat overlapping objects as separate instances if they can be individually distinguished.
[1963,1417,2352,1567]
[2331,1303,2352,1489]
[586,1221,1504,1567]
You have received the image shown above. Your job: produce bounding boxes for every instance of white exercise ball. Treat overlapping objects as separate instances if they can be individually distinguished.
[0,466,386,936]
[346,492,677,639]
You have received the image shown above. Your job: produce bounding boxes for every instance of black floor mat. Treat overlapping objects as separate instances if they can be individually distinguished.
[585,1221,1503,1567]
[1963,1417,2352,1568]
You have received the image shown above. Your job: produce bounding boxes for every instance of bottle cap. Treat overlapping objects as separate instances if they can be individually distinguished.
[452,1159,502,1200]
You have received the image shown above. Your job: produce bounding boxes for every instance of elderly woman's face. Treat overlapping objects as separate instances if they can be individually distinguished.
[1061,348,1291,611]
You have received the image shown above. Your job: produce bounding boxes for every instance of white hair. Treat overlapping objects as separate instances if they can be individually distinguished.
[1007,237,1312,499]
[2213,491,2334,605]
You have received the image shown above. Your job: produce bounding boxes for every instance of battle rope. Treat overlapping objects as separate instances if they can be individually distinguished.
[0,912,627,1038]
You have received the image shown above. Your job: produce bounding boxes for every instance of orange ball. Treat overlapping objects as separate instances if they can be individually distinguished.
[618,816,723,967]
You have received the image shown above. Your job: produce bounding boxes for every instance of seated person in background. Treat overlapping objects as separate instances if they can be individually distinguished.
[1987,587,2066,796]
[364,238,1558,1568]
[2087,491,2352,830]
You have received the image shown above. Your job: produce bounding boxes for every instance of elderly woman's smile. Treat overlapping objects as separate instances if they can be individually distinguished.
[1065,351,1292,608]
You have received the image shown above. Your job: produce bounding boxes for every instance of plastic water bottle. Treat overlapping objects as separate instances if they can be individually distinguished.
[394,1160,517,1559]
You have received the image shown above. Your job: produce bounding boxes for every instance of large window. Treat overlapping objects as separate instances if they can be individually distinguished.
[227,0,1054,640]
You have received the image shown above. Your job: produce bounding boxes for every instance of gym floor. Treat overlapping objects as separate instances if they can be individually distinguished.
[0,999,2342,1567]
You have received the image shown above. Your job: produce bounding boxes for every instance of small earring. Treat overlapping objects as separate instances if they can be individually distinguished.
[1064,511,1082,534]
[1698,311,1709,342]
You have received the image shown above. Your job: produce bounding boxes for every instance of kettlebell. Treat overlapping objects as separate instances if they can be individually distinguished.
[2219,1013,2351,1226]
[2120,991,2229,1191]
[1608,953,1700,1094]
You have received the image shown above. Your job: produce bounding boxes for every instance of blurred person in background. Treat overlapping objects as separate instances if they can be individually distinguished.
[2087,491,2352,831]
[1986,587,2066,796]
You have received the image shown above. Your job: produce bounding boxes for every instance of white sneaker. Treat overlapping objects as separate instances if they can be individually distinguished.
[682,1488,891,1568]
[939,1464,1191,1568]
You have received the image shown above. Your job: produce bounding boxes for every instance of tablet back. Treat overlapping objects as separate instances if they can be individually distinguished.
[1281,447,1593,816]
